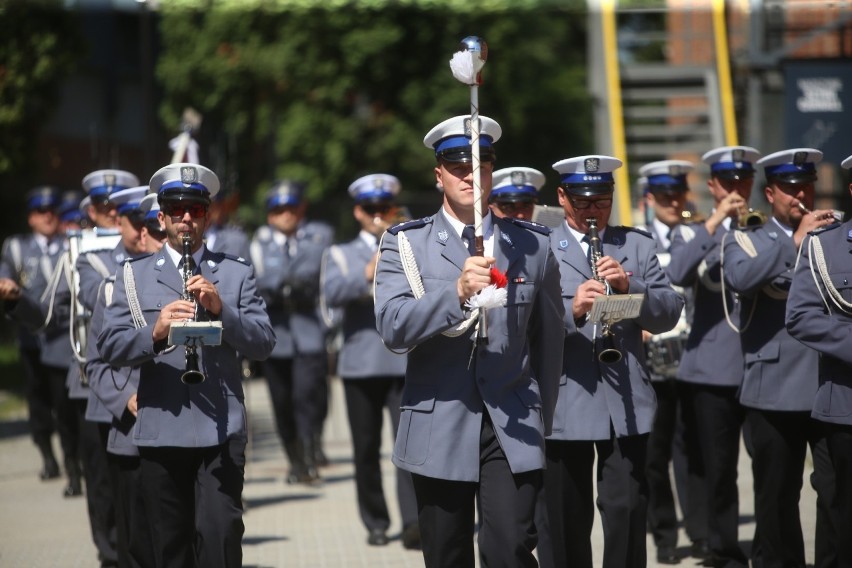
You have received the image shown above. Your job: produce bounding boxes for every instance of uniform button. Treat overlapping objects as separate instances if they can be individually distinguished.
[157,302,162,307]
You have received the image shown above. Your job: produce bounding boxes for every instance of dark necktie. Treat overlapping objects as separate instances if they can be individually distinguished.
[462,225,477,256]
[581,235,593,265]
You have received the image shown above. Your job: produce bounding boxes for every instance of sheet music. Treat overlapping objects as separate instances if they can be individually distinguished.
[588,293,644,324]
[168,321,223,347]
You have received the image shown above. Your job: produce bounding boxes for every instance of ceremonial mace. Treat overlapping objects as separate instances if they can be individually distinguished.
[450,36,490,345]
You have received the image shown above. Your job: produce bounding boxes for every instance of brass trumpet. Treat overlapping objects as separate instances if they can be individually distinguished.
[738,208,767,228]
[587,218,623,364]
[180,234,205,385]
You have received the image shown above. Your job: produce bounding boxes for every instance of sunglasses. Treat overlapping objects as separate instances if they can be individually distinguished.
[496,201,535,213]
[362,203,393,216]
[569,197,612,210]
[164,203,208,219]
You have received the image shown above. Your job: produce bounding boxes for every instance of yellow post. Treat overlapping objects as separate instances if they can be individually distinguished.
[712,0,739,145]
[601,0,632,226]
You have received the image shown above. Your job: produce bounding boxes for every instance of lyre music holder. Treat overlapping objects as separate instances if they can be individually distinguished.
[588,293,644,326]
[168,321,223,348]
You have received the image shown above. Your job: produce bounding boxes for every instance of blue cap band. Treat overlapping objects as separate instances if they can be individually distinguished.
[764,162,816,177]
[266,194,300,209]
[159,180,209,195]
[647,173,687,187]
[560,172,614,185]
[711,162,754,174]
[145,209,159,221]
[434,134,494,154]
[492,185,537,197]
[117,201,142,215]
[89,184,128,199]
[27,196,60,210]
[355,189,393,202]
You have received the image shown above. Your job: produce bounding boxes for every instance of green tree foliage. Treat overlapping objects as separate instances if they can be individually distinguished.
[157,3,591,233]
[0,0,83,179]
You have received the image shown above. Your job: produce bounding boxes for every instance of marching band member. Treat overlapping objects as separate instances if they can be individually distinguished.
[320,173,419,549]
[724,148,837,567]
[637,160,705,565]
[785,153,852,566]
[373,115,564,567]
[667,145,762,567]
[250,181,333,485]
[543,155,682,568]
[97,163,275,568]
[488,167,544,221]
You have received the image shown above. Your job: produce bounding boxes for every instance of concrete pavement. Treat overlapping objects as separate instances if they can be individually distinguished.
[0,376,818,567]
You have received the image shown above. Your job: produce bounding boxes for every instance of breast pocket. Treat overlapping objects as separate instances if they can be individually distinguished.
[505,281,535,337]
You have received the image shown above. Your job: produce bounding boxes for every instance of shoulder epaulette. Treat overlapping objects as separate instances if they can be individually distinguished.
[388,217,432,235]
[503,217,551,235]
[809,221,841,236]
[622,226,653,239]
[220,252,250,266]
[125,252,153,264]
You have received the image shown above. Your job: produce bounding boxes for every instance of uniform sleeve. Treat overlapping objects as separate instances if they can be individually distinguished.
[217,264,276,361]
[527,242,566,435]
[373,231,468,350]
[667,224,715,286]
[631,239,684,334]
[321,245,371,307]
[786,234,852,365]
[723,230,796,296]
[76,253,108,312]
[96,264,160,368]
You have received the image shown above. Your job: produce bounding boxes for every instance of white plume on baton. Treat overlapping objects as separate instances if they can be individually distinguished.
[449,37,506,344]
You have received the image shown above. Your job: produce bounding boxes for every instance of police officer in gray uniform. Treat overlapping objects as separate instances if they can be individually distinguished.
[724,148,838,567]
[250,180,333,484]
[488,166,543,221]
[374,115,565,568]
[786,153,852,566]
[321,173,419,549]
[97,163,275,568]
[0,186,73,486]
[637,160,705,565]
[205,191,251,260]
[543,155,683,568]
[667,146,763,567]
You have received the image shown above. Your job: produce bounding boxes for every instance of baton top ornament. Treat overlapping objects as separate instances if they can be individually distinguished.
[450,36,488,86]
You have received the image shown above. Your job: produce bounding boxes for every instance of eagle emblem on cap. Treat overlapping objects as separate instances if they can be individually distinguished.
[670,165,682,175]
[181,166,198,184]
[511,171,526,186]
[732,149,745,162]
[584,158,600,172]
[462,117,481,139]
[105,174,116,187]
[793,151,807,166]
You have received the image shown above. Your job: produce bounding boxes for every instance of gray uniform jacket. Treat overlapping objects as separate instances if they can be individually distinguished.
[668,223,745,387]
[251,222,331,358]
[97,247,275,448]
[321,235,406,379]
[723,221,817,411]
[786,221,852,426]
[0,234,56,350]
[86,278,139,455]
[549,222,683,441]
[374,212,565,482]
[206,224,251,262]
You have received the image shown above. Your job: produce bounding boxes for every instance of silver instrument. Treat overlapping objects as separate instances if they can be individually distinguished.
[645,251,689,378]
[797,202,845,222]
[587,218,622,364]
[179,234,205,385]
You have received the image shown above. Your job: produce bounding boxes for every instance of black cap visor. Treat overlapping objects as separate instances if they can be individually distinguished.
[437,146,496,164]
[561,183,615,197]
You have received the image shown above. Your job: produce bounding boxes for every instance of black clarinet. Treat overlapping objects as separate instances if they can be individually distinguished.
[180,234,205,385]
[587,218,622,364]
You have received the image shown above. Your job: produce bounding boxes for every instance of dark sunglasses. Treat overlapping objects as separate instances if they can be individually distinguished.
[164,203,208,219]
[496,201,535,213]
[570,197,612,210]
[362,203,393,216]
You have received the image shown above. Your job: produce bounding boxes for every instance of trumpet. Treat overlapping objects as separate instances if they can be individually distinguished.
[587,218,623,364]
[738,208,767,228]
[797,202,845,222]
[180,234,205,385]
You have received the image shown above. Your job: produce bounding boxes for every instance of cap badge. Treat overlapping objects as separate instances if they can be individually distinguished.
[104,174,116,187]
[732,149,745,162]
[438,230,449,242]
[180,166,198,184]
[584,158,600,173]
[373,178,384,189]
[462,117,480,139]
[511,171,526,186]
[793,151,808,166]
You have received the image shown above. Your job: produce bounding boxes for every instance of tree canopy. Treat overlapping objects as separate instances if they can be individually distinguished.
[156,4,592,232]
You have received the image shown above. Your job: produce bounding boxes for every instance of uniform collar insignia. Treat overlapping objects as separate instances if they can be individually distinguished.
[156,257,165,267]
[847,229,852,241]
[501,232,513,246]
[438,229,449,242]
[559,239,569,249]
[768,231,778,239]
[207,259,216,267]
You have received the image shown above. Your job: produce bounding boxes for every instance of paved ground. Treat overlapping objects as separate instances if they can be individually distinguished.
[0,376,818,567]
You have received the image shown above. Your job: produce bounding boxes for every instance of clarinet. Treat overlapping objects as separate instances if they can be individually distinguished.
[180,234,205,385]
[587,218,622,364]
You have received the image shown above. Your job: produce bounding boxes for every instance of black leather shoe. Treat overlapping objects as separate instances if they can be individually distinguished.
[656,546,680,564]
[367,528,389,546]
[39,459,60,481]
[63,477,83,497]
[691,539,711,560]
[401,523,421,550]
